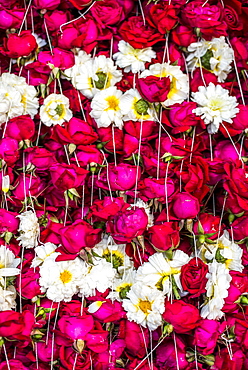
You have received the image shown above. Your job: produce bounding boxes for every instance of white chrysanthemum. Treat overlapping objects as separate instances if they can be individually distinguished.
[0,285,16,311]
[73,54,122,99]
[204,231,243,272]
[31,242,59,268]
[39,257,88,302]
[90,86,124,129]
[201,260,232,320]
[93,235,132,273]
[136,251,190,298]
[65,50,92,85]
[0,246,20,281]
[119,88,155,122]
[0,73,38,124]
[17,210,39,249]
[107,268,137,301]
[187,36,233,82]
[113,40,156,74]
[40,93,73,127]
[123,283,165,330]
[192,83,239,134]
[78,259,116,297]
[140,63,188,107]
[130,199,154,228]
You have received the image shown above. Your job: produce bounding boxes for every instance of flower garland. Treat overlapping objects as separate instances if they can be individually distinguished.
[0,0,247,369]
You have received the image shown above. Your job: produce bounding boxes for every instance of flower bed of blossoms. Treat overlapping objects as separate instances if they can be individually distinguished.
[0,0,248,369]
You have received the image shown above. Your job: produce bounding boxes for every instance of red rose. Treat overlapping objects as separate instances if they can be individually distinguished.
[67,0,92,9]
[119,16,164,49]
[167,102,200,134]
[25,147,56,171]
[148,2,178,34]
[59,219,102,254]
[223,0,243,31]
[171,25,197,47]
[16,267,42,300]
[5,115,35,141]
[4,31,37,58]
[148,222,180,251]
[90,0,125,27]
[172,192,200,219]
[231,216,248,241]
[50,163,89,192]
[163,300,200,333]
[137,75,171,103]
[180,257,208,297]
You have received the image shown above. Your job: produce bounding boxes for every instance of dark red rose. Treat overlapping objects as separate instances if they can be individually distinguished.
[223,0,243,31]
[163,300,200,333]
[90,0,125,27]
[67,0,92,9]
[171,25,197,47]
[181,257,208,297]
[119,16,164,49]
[148,222,180,251]
[231,216,248,241]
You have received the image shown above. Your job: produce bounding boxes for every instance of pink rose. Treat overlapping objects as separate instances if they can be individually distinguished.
[156,336,188,369]
[0,137,19,166]
[0,9,24,29]
[0,209,19,234]
[33,0,61,10]
[193,213,222,240]
[193,319,226,355]
[214,141,245,161]
[137,76,170,103]
[138,178,175,202]
[38,48,75,70]
[25,147,56,171]
[73,146,104,167]
[58,314,94,340]
[172,192,200,219]
[107,207,148,243]
[167,102,200,134]
[13,174,45,201]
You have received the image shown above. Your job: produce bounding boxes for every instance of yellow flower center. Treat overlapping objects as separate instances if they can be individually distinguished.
[208,98,224,111]
[60,270,72,284]
[102,249,124,269]
[139,300,152,314]
[105,96,120,111]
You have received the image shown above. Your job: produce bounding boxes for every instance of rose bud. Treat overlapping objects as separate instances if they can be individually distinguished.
[5,115,35,142]
[73,146,104,167]
[214,141,245,161]
[180,257,208,298]
[171,25,197,48]
[163,300,201,334]
[148,222,180,252]
[0,209,19,234]
[231,216,248,241]
[4,31,37,58]
[107,207,148,243]
[60,219,102,254]
[33,0,61,10]
[193,213,222,241]
[136,75,171,103]
[0,137,19,166]
[172,192,200,219]
[95,163,141,192]
[50,163,89,192]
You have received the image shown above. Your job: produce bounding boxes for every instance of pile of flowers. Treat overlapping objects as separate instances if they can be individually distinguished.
[0,0,248,368]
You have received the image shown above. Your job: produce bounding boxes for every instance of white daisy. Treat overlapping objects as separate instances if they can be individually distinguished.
[64,49,92,85]
[122,282,165,331]
[93,235,132,274]
[204,230,243,272]
[0,246,20,281]
[0,285,16,311]
[119,89,155,122]
[113,40,156,74]
[136,251,190,298]
[140,63,189,107]
[187,36,233,82]
[31,242,59,268]
[201,260,232,320]
[74,54,122,99]
[40,93,73,127]
[107,268,137,301]
[90,86,124,129]
[78,258,116,297]
[39,257,88,302]
[192,83,239,134]
[17,210,39,249]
